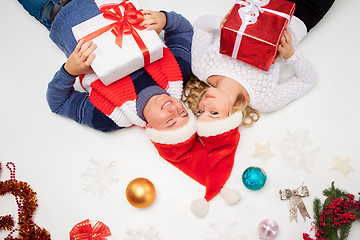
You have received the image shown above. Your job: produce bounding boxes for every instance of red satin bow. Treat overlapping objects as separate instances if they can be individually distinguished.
[80,2,150,65]
[69,219,111,240]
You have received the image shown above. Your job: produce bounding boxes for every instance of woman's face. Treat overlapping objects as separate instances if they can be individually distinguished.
[143,94,189,130]
[197,87,232,121]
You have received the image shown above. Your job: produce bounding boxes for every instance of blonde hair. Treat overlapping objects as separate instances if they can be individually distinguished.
[182,74,259,127]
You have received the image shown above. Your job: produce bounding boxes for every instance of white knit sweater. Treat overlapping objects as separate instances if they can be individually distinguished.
[191,15,317,113]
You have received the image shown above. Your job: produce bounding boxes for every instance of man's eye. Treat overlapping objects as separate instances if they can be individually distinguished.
[179,110,188,117]
[211,111,219,115]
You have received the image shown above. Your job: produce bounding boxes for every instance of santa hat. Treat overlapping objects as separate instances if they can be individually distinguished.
[191,111,243,218]
[148,109,243,218]
[146,107,211,187]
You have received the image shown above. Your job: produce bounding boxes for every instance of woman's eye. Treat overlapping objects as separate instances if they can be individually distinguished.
[211,111,219,115]
[198,110,204,114]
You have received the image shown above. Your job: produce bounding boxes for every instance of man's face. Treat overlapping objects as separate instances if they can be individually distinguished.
[143,94,189,130]
[197,87,232,122]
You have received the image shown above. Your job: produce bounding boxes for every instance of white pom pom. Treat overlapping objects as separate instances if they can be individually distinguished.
[190,198,209,218]
[220,188,241,205]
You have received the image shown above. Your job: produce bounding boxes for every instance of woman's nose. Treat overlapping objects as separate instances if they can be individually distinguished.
[202,99,212,107]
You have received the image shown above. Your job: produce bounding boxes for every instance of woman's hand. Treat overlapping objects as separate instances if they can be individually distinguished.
[140,10,166,35]
[64,39,96,76]
[273,29,295,64]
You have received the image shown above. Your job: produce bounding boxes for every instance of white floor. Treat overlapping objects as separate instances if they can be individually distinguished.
[1,0,360,239]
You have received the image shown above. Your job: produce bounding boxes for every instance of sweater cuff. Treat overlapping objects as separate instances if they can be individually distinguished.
[284,50,299,64]
[160,10,169,30]
[61,63,78,78]
[58,64,78,86]
[288,15,307,47]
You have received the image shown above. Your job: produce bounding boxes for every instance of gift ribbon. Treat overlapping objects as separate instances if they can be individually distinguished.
[279,185,311,222]
[69,219,111,240]
[80,2,150,66]
[231,0,291,58]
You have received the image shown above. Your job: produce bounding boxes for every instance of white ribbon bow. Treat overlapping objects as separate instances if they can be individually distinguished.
[236,0,290,25]
[236,0,270,26]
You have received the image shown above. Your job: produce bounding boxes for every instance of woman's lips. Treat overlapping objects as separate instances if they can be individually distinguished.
[205,94,215,99]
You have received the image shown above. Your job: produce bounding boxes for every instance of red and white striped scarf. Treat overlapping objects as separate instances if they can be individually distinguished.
[80,47,183,127]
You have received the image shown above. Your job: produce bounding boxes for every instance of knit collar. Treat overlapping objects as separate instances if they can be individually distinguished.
[136,86,170,121]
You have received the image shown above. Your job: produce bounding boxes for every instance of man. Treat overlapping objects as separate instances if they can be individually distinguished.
[17,0,241,218]
[26,0,193,132]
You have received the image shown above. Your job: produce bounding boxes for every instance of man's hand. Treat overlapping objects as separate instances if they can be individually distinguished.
[64,39,96,76]
[140,10,166,35]
[273,29,295,64]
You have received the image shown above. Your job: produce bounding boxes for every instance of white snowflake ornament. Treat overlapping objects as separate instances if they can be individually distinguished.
[124,225,164,240]
[79,158,120,197]
[205,220,248,240]
[276,130,319,172]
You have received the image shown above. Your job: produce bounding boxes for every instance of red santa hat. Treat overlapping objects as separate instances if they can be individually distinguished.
[147,109,243,218]
[145,107,209,186]
[191,111,243,218]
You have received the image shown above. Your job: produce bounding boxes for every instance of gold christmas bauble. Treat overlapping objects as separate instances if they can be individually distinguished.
[126,177,156,208]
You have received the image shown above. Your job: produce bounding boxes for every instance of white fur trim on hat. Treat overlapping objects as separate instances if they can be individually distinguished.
[197,111,243,137]
[191,198,209,218]
[145,106,197,145]
[220,188,241,205]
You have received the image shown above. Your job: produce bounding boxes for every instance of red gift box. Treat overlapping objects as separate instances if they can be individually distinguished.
[220,0,295,71]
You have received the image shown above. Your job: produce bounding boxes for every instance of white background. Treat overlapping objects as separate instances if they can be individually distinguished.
[1,0,359,239]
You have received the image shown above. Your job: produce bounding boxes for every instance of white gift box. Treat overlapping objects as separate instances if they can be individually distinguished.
[72,2,164,86]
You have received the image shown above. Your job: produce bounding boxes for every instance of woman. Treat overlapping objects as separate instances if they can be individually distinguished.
[183,0,335,124]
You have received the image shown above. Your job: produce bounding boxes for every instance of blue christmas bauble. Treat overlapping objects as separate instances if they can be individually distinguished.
[242,167,267,191]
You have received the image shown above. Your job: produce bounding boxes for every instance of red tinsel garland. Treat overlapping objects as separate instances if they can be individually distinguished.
[0,215,14,231]
[0,162,51,239]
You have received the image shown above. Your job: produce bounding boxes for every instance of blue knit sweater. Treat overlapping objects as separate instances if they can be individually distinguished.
[46,0,193,132]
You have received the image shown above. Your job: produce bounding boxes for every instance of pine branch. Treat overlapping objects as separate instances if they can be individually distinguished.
[322,188,333,198]
[313,198,322,226]
[339,222,352,240]
[335,188,350,198]
[322,182,349,207]
[324,213,334,236]
[323,182,337,200]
